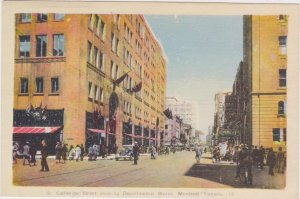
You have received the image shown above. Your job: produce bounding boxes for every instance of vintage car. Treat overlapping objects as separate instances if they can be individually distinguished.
[115,145,133,161]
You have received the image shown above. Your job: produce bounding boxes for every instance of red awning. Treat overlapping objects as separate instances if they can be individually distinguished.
[88,128,115,135]
[13,126,61,134]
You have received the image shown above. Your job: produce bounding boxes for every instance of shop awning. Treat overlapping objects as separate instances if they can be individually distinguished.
[13,126,61,134]
[88,128,115,135]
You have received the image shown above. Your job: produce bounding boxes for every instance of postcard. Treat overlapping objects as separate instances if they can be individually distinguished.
[1,1,299,199]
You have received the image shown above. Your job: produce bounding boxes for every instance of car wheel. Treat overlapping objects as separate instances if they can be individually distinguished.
[116,158,119,161]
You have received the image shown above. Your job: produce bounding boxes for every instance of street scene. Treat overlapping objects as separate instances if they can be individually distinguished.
[13,151,285,188]
[13,14,287,188]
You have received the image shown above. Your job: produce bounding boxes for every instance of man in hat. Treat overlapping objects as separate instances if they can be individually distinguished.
[40,140,49,172]
[132,142,140,165]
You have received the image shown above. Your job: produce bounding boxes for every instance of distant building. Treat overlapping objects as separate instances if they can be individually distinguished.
[163,115,182,146]
[213,92,231,143]
[166,97,198,129]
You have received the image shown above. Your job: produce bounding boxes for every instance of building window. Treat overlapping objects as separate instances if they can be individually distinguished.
[279,15,287,21]
[100,51,105,71]
[279,36,287,54]
[36,35,47,57]
[115,65,119,79]
[53,34,64,56]
[111,32,116,52]
[95,85,99,101]
[279,69,286,87]
[51,77,59,93]
[37,14,48,22]
[88,82,93,99]
[53,14,64,21]
[20,14,31,23]
[19,35,30,57]
[20,78,28,93]
[273,128,280,141]
[88,41,93,63]
[283,128,286,142]
[110,61,115,79]
[278,101,285,115]
[35,77,44,93]
[94,47,99,67]
[116,38,119,55]
[100,20,106,41]
[95,15,100,36]
[100,87,104,103]
[89,14,94,30]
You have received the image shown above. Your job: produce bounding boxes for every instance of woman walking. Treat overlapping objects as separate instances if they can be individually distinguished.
[61,143,68,163]
[55,142,62,164]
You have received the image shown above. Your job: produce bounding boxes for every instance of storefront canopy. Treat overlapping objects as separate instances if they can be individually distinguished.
[88,128,115,135]
[13,126,61,134]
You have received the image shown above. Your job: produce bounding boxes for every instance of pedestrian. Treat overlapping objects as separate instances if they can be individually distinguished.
[80,144,85,161]
[29,142,37,166]
[61,143,67,163]
[150,145,156,159]
[69,145,75,160]
[88,146,94,161]
[267,148,276,176]
[75,144,81,162]
[13,142,19,164]
[252,146,259,167]
[22,142,31,166]
[101,144,105,159]
[258,146,265,169]
[133,142,140,165]
[55,142,62,164]
[93,143,98,160]
[276,147,285,174]
[40,140,49,172]
[195,145,202,163]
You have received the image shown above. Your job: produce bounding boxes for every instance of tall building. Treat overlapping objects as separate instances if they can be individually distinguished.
[14,14,167,153]
[242,15,287,149]
[166,97,198,127]
[213,92,231,143]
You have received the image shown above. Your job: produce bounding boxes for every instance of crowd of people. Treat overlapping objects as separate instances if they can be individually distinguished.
[210,143,286,185]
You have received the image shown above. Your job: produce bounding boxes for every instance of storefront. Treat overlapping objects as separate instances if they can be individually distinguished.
[13,108,64,154]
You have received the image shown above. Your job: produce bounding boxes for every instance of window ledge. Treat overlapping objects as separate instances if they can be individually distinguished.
[33,93,44,96]
[16,56,66,63]
[94,100,99,104]
[18,93,29,96]
[277,114,286,118]
[49,93,59,96]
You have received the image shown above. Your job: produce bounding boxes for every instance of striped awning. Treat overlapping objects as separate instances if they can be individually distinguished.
[88,128,115,135]
[13,126,61,134]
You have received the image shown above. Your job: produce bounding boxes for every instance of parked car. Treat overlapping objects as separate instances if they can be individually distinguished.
[115,145,133,161]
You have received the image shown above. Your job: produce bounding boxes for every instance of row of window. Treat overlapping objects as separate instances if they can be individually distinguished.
[88,82,104,103]
[20,77,59,94]
[19,13,64,23]
[19,34,64,57]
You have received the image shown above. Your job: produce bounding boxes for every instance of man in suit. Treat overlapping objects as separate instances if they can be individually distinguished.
[40,140,49,172]
[133,142,140,165]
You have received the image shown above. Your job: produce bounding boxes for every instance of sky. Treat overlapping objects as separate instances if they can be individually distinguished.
[145,15,243,135]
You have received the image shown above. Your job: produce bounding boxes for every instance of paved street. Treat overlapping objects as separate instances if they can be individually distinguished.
[13,151,285,188]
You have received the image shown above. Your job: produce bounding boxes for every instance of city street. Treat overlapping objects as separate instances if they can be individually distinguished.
[13,151,285,188]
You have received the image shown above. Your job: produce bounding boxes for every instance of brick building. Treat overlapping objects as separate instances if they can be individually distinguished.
[14,14,167,153]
